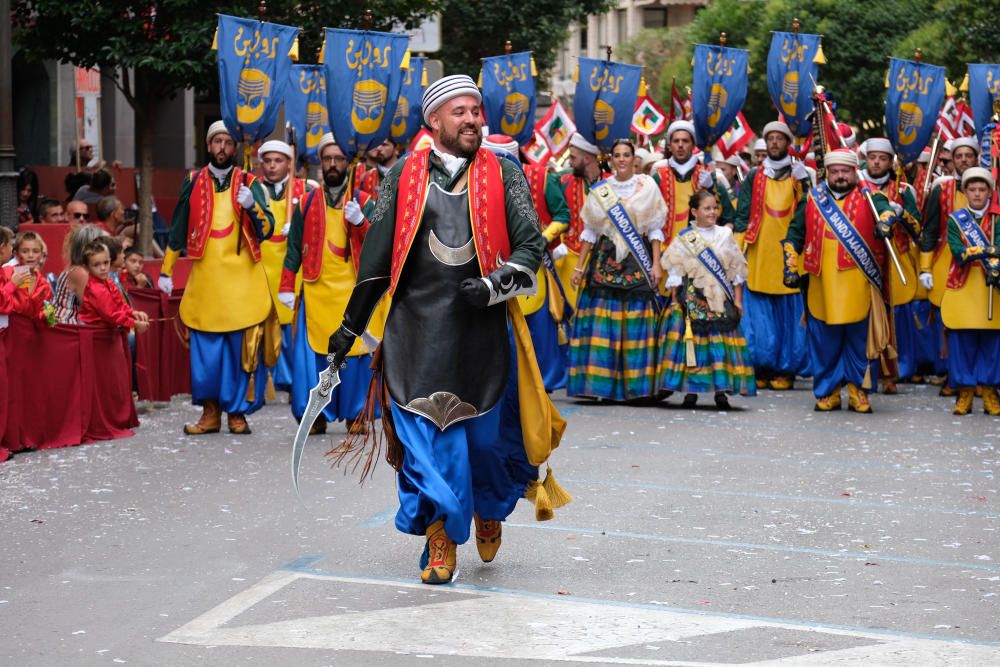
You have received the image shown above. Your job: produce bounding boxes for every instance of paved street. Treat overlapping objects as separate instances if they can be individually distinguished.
[2,384,999,666]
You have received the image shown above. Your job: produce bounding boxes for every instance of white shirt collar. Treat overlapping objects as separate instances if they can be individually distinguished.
[668,155,699,179]
[861,169,891,187]
[970,205,988,218]
[763,155,792,179]
[207,163,233,184]
[431,143,468,178]
[267,174,291,196]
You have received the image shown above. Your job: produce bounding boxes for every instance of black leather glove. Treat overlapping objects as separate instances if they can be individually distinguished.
[458,277,491,308]
[327,325,357,369]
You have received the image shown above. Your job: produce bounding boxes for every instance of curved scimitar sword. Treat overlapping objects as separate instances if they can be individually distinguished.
[291,357,342,500]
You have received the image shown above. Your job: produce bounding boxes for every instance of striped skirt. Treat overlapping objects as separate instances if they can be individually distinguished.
[568,286,659,401]
[658,304,756,396]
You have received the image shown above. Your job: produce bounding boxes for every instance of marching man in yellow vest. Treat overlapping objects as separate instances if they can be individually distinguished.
[257,140,309,391]
[158,120,275,434]
[280,133,382,435]
[938,167,1000,415]
[558,133,607,309]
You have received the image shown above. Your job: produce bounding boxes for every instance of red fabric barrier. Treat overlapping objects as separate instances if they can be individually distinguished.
[130,288,191,401]
[0,329,8,462]
[2,314,139,453]
[142,257,193,289]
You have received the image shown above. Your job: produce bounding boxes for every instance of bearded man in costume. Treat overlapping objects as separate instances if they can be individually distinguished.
[782,149,896,413]
[734,121,811,390]
[158,121,274,434]
[326,75,566,585]
[557,133,607,308]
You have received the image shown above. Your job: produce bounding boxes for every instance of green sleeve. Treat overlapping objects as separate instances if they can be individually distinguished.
[246,179,275,241]
[354,161,403,283]
[901,185,922,236]
[167,173,194,253]
[501,161,545,272]
[543,172,571,223]
[946,216,967,263]
[715,179,736,226]
[785,196,807,252]
[652,170,661,186]
[733,167,756,232]
[282,191,309,275]
[920,184,942,253]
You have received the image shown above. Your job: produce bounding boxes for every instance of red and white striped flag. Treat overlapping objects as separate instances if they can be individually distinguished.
[671,82,685,123]
[715,111,755,158]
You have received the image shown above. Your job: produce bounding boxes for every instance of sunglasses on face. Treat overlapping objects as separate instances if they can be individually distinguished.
[72,212,87,219]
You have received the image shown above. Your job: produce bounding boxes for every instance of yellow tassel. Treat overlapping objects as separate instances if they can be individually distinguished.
[265,373,277,401]
[421,67,428,87]
[533,481,553,521]
[960,72,969,92]
[246,373,255,403]
[884,69,890,88]
[400,49,411,70]
[211,28,218,51]
[477,69,483,88]
[525,478,539,502]
[684,317,697,368]
[813,41,827,65]
[530,56,537,77]
[289,36,299,62]
[639,76,647,98]
[946,78,957,97]
[572,63,578,84]
[542,466,573,509]
[318,38,326,64]
[557,325,568,346]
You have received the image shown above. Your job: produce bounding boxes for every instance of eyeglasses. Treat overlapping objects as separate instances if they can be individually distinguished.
[72,212,88,219]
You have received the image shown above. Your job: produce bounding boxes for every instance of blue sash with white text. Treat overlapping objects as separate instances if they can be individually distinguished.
[677,227,735,303]
[811,183,883,291]
[591,180,659,300]
[951,208,992,271]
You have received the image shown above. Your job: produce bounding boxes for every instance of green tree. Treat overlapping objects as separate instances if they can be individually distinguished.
[616,27,692,105]
[896,0,1000,85]
[13,0,439,254]
[436,0,615,84]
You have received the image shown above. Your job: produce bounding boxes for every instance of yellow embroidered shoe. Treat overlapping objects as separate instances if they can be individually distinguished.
[421,520,457,585]
[474,513,502,563]
[756,377,769,390]
[953,387,975,415]
[814,389,842,412]
[939,384,957,397]
[769,375,794,390]
[846,384,872,414]
[981,387,1000,416]
[227,413,252,434]
[183,400,221,435]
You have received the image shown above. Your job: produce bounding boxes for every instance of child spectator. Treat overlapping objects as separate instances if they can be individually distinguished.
[121,248,152,289]
[0,227,13,264]
[102,236,129,301]
[77,241,149,333]
[2,231,52,319]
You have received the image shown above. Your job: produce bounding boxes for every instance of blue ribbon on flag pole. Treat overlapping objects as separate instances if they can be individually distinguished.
[216,14,299,145]
[885,57,945,165]
[766,32,821,138]
[573,57,642,153]
[323,28,410,158]
[481,52,537,145]
[693,44,749,149]
[285,64,329,165]
[391,56,425,146]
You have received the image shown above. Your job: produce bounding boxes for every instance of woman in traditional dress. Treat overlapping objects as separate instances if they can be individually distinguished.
[568,139,667,401]
[659,189,756,408]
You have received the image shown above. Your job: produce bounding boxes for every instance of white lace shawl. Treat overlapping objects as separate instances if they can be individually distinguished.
[580,174,668,263]
[662,225,747,313]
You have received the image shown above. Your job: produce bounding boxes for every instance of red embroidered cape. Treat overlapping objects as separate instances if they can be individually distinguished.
[803,188,884,276]
[391,148,509,295]
[187,166,262,261]
[267,178,307,244]
[947,212,994,289]
[297,186,371,283]
[656,163,707,246]
[744,167,801,245]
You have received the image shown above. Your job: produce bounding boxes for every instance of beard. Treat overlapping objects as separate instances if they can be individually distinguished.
[767,147,789,161]
[323,166,347,188]
[374,149,395,166]
[828,176,854,194]
[209,152,234,170]
[437,122,481,159]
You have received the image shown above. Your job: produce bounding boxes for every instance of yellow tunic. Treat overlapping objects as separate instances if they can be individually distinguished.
[807,203,872,326]
[667,179,695,246]
[941,266,1000,330]
[179,189,271,332]
[887,234,917,307]
[746,178,798,295]
[929,189,967,306]
[302,205,388,355]
[556,251,581,308]
[519,265,548,315]
[260,194,302,326]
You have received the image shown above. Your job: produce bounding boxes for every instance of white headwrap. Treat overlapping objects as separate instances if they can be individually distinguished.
[257,140,294,160]
[421,75,481,125]
[206,120,232,144]
[569,132,599,156]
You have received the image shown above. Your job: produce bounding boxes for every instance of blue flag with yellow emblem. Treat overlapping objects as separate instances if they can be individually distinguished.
[323,28,410,158]
[481,52,536,145]
[967,64,1000,140]
[692,44,748,150]
[216,14,299,145]
[885,57,945,165]
[391,56,425,146]
[573,57,642,153]
[285,64,329,165]
[766,32,822,138]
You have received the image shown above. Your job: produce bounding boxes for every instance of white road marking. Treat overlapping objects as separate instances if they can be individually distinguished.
[159,569,1000,666]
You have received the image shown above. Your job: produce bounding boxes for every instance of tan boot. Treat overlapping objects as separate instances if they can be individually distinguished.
[420,520,457,585]
[183,400,221,435]
[814,386,842,412]
[227,413,252,434]
[474,513,502,563]
[953,387,975,415]
[981,386,1000,416]
[846,384,872,413]
[939,385,957,397]
[881,380,898,395]
[769,375,794,390]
